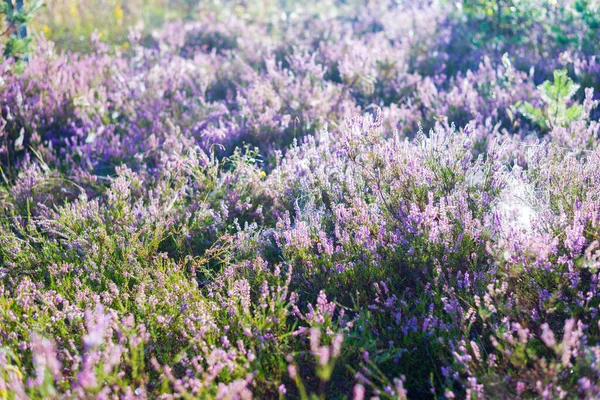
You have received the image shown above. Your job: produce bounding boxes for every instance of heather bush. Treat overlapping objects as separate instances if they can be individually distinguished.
[1,0,600,398]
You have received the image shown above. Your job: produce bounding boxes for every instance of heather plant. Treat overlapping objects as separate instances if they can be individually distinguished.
[1,0,600,398]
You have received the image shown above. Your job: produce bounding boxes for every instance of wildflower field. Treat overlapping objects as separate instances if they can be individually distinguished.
[1,0,600,398]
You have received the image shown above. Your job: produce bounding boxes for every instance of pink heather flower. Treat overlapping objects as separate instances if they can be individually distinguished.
[355,371,373,386]
[353,384,366,400]
[318,346,331,366]
[287,365,298,379]
[278,384,287,395]
[362,351,370,362]
[83,305,109,350]
[103,343,123,374]
[470,341,481,362]
[77,361,97,389]
[578,377,591,391]
[332,333,344,358]
[30,333,62,384]
[309,327,321,354]
[517,381,526,395]
[540,323,556,348]
[394,376,408,399]
[221,336,230,348]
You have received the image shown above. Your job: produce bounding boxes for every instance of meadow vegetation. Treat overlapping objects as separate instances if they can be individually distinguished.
[1,0,600,398]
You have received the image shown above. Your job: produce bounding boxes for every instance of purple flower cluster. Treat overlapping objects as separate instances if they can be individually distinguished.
[1,0,600,398]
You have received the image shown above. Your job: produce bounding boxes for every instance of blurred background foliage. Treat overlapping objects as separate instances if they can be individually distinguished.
[28,0,351,52]
[32,0,207,51]
[1,0,598,60]
[455,0,600,67]
[0,0,594,69]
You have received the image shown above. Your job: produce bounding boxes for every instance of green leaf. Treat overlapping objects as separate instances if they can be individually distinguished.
[566,104,583,121]
[544,69,579,101]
